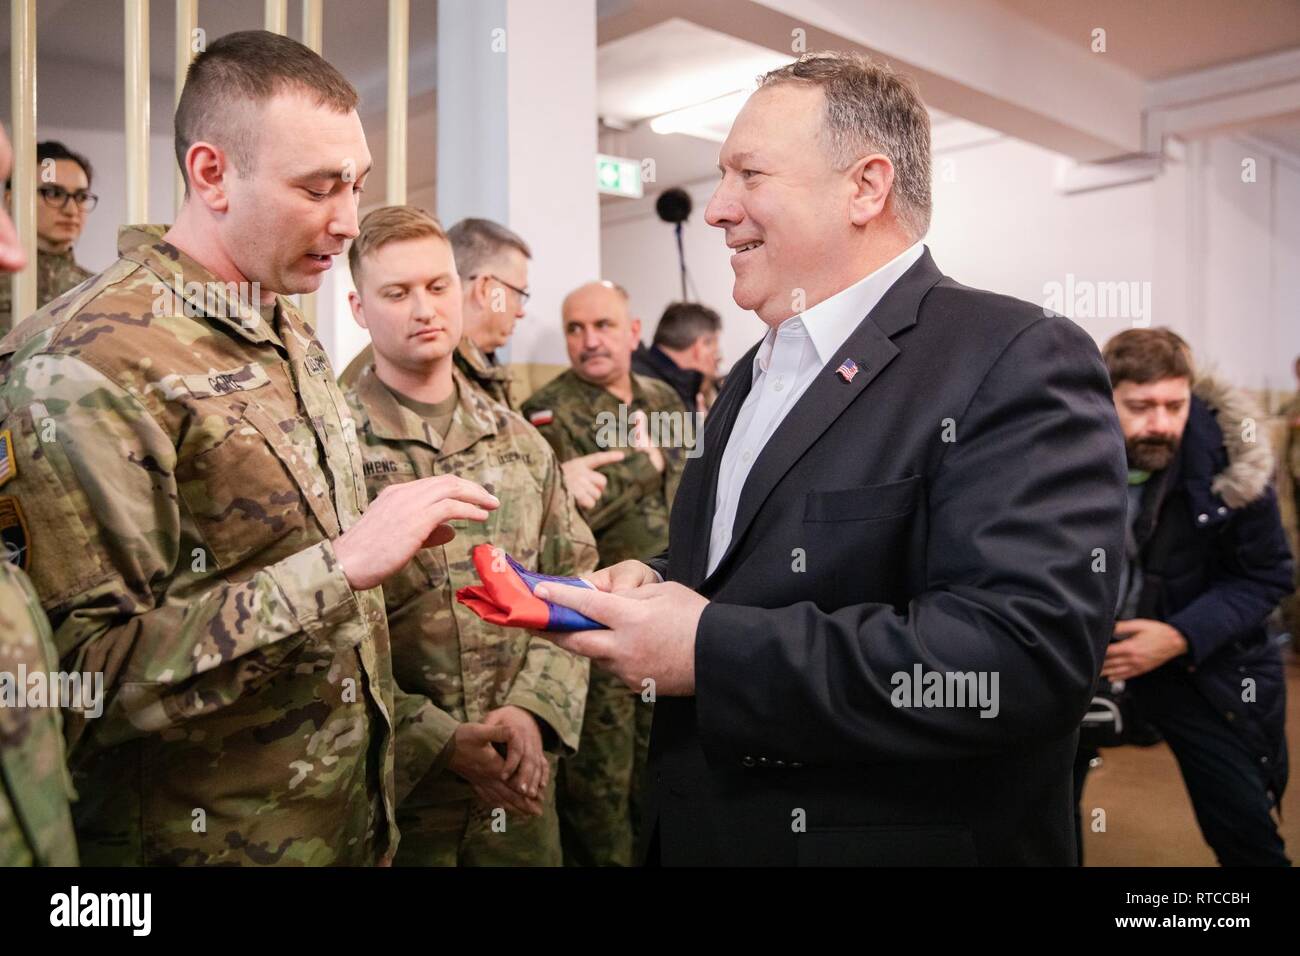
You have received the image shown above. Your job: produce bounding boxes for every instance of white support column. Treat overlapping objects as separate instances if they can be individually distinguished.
[301,0,323,53]
[298,0,324,328]
[388,0,410,205]
[125,0,151,225]
[436,0,600,366]
[9,0,37,324]
[175,0,198,217]
[264,0,288,35]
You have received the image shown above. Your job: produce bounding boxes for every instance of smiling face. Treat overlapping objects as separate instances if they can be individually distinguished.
[350,235,463,378]
[706,84,866,326]
[216,90,371,296]
[562,283,641,389]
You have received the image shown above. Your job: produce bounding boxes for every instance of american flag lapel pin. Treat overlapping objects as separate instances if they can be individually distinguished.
[836,358,860,383]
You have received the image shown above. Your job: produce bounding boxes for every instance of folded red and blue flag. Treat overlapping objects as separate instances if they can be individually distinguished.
[455,543,606,631]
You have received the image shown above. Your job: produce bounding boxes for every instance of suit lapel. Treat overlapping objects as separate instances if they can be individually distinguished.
[701,250,945,587]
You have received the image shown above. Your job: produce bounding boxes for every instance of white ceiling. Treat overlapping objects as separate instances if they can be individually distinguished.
[991,0,1300,80]
[595,16,1003,190]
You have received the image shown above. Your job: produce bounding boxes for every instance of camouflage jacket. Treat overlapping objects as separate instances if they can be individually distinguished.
[0,225,448,866]
[521,370,685,566]
[0,248,93,335]
[0,561,78,866]
[454,338,515,410]
[341,338,514,411]
[344,364,596,774]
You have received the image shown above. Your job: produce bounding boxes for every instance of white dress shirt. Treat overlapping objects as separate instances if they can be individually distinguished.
[705,241,926,577]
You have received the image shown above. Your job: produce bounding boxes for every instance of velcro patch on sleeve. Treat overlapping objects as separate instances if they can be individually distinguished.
[527,409,554,427]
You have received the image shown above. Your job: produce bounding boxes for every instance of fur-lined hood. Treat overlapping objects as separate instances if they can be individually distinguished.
[1192,375,1274,509]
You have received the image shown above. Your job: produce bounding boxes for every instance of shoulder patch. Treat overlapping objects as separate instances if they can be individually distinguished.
[0,429,14,488]
[0,495,30,570]
[528,409,554,427]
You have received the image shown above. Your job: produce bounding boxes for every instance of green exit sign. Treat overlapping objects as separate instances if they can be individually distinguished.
[596,154,643,198]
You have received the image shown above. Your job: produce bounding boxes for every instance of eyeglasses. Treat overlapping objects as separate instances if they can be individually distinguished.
[473,273,530,307]
[37,184,98,213]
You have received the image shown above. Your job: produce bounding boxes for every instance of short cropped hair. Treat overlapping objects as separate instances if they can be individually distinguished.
[759,51,932,238]
[1103,328,1195,388]
[447,218,532,280]
[174,30,358,187]
[654,302,721,351]
[348,205,449,287]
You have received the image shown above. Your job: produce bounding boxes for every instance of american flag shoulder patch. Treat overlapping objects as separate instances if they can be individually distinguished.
[0,429,14,489]
[528,409,554,427]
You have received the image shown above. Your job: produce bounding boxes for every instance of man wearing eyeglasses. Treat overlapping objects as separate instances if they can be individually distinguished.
[445,217,532,410]
[340,216,530,410]
[0,141,96,334]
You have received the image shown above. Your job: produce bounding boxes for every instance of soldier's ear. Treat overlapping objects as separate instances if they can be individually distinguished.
[348,289,368,329]
[184,141,231,213]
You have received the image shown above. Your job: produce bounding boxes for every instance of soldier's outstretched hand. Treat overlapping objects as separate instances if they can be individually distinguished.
[334,475,499,590]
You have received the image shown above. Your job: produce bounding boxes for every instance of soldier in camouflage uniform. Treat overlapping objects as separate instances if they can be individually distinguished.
[522,280,687,866]
[342,206,596,866]
[0,121,78,868]
[0,247,92,335]
[0,141,97,334]
[339,216,530,410]
[0,561,79,866]
[0,32,498,865]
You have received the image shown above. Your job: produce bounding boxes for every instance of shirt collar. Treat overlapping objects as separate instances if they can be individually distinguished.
[754,241,926,375]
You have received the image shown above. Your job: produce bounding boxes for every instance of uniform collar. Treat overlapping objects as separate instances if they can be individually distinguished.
[457,336,511,383]
[561,367,658,408]
[117,223,284,348]
[355,362,498,455]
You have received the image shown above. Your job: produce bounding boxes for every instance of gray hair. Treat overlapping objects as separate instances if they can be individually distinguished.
[759,51,932,238]
[447,217,532,279]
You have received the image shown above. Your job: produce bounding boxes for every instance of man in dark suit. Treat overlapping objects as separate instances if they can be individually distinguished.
[535,51,1127,866]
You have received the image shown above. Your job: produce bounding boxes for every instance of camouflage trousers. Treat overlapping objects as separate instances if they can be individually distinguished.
[394,754,561,866]
[557,668,654,866]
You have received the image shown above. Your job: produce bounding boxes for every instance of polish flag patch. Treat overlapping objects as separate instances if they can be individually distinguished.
[528,409,554,426]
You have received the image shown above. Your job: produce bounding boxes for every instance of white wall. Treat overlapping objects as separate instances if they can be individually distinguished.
[601,129,1300,393]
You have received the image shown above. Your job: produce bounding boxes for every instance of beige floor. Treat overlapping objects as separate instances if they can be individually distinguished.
[1079,645,1299,866]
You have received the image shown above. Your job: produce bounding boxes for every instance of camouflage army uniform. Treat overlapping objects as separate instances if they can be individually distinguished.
[0,225,451,866]
[344,363,596,866]
[0,561,78,866]
[342,337,516,411]
[0,248,93,335]
[454,338,515,410]
[521,368,685,865]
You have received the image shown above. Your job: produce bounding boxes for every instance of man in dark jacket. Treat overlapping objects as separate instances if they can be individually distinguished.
[1077,328,1294,866]
[631,301,722,412]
